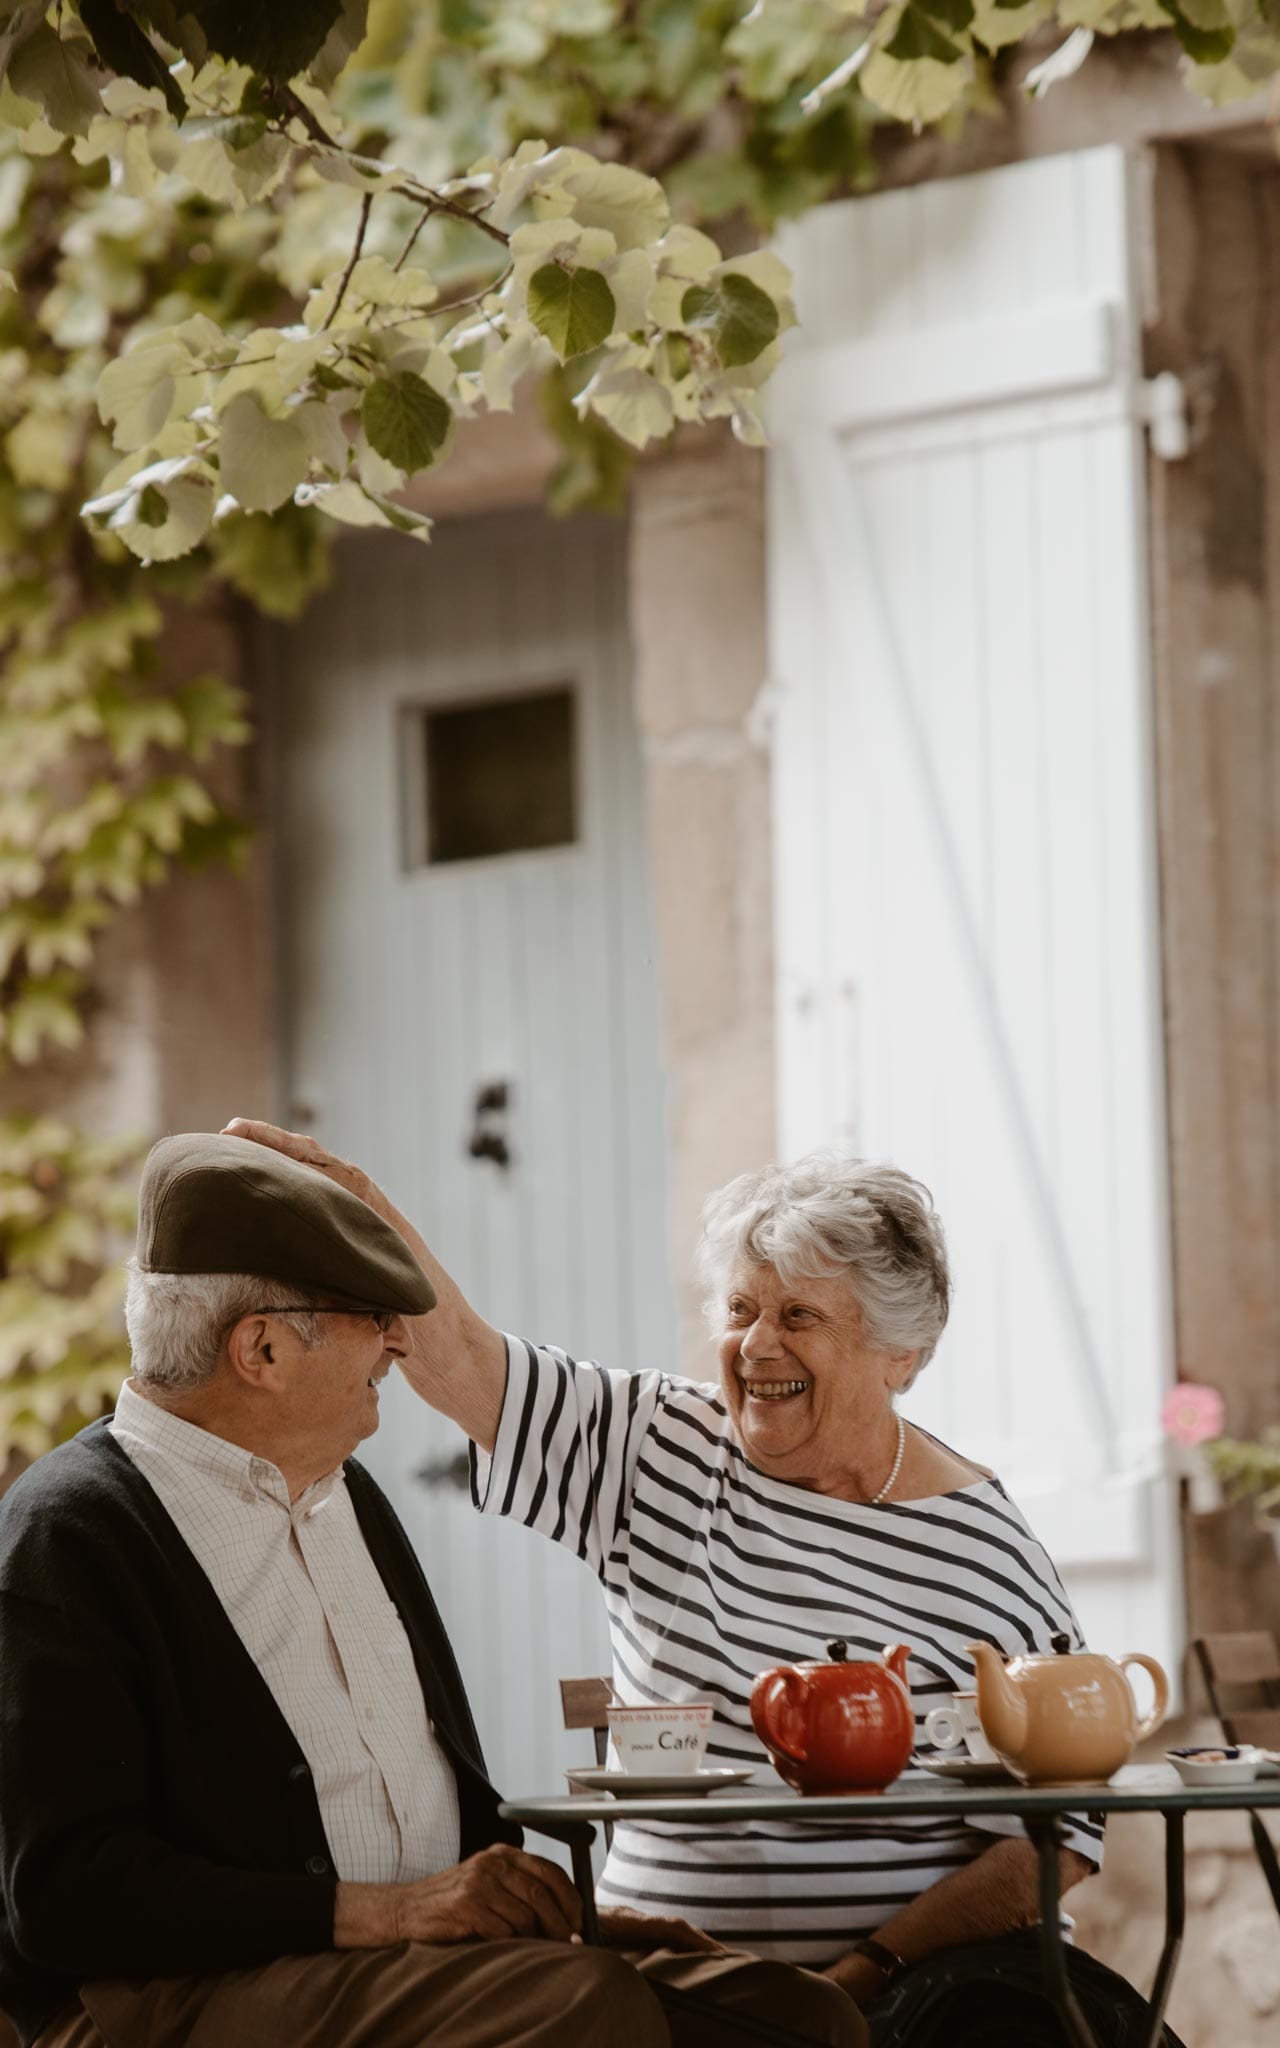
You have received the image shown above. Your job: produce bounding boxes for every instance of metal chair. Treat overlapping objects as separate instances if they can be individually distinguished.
[1191,1631,1280,1918]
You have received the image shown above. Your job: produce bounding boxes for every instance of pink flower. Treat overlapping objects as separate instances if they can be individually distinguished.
[1161,1382,1225,1448]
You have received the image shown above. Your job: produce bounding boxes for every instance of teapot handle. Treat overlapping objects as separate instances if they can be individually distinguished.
[754,1669,811,1765]
[1120,1653,1170,1742]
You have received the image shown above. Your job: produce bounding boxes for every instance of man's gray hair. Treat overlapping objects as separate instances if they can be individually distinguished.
[696,1152,951,1381]
[123,1260,328,1391]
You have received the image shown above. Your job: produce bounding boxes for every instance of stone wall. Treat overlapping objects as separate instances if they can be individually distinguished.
[626,433,774,1369]
[0,595,275,1140]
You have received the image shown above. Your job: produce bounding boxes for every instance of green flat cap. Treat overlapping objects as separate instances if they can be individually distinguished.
[137,1133,436,1315]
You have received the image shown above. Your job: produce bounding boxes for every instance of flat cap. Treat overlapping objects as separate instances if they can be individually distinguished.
[137,1133,435,1315]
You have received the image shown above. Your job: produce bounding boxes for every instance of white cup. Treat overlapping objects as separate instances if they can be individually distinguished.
[607,1703,713,1774]
[923,1691,998,1765]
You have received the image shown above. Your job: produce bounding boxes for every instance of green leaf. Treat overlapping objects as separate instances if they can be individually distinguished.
[576,360,674,449]
[308,0,370,90]
[136,485,169,529]
[295,478,432,539]
[527,264,617,362]
[180,0,345,81]
[7,23,103,135]
[218,393,310,514]
[97,340,192,453]
[920,0,976,27]
[84,460,218,564]
[540,366,631,517]
[76,0,186,118]
[210,507,333,622]
[173,674,251,758]
[361,374,452,474]
[1166,1,1235,61]
[883,6,966,62]
[681,273,780,369]
[860,46,973,120]
[2,976,85,1067]
[531,151,671,251]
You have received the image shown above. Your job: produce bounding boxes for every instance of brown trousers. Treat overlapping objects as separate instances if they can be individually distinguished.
[34,1942,866,2048]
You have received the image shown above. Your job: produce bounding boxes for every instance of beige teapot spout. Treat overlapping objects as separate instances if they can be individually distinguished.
[967,1633,1169,1787]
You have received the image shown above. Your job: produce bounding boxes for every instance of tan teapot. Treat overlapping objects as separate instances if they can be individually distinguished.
[968,1633,1169,1786]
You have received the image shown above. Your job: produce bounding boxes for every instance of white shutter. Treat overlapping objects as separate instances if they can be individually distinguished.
[767,149,1183,1686]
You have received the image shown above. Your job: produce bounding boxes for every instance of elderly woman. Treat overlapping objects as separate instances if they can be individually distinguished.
[229,1125,1177,2046]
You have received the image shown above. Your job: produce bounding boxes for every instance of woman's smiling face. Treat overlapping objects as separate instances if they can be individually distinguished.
[717,1261,910,1491]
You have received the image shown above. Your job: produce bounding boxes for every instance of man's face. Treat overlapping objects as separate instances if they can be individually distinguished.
[265,1309,409,1474]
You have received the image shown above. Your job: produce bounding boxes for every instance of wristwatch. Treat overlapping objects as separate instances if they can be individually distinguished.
[851,1936,910,1987]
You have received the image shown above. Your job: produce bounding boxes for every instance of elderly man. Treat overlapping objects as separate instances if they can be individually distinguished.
[0,1135,861,2048]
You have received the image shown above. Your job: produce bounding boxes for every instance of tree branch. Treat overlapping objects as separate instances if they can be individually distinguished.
[322,191,373,332]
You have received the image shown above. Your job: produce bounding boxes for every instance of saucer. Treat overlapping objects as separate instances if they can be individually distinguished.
[565,1766,756,1798]
[917,1755,1017,1784]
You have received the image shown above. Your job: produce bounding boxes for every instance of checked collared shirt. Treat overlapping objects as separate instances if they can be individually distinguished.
[110,1380,460,1883]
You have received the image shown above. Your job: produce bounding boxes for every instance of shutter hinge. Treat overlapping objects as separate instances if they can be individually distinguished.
[1139,372,1190,462]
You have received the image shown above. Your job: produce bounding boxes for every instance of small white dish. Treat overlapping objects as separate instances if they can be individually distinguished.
[565,1766,756,1798]
[917,1754,1018,1785]
[1165,1746,1263,1787]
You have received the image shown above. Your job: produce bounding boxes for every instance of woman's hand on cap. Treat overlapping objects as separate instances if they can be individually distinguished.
[222,1118,378,1208]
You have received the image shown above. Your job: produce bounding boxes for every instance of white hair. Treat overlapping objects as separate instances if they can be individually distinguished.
[696,1152,951,1382]
[123,1261,327,1391]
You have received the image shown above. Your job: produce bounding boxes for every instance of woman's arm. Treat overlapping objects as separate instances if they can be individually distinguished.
[221,1119,507,1450]
[824,1839,1093,2007]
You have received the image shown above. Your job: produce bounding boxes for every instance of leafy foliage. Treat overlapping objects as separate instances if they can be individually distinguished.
[0,1119,139,1459]
[1204,1428,1280,1520]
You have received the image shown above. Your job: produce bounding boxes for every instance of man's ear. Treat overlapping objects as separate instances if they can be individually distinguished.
[225,1315,289,1394]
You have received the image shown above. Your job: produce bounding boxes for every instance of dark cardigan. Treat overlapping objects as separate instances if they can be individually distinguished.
[0,1423,517,2047]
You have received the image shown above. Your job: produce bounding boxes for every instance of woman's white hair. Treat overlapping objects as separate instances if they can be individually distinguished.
[123,1261,327,1392]
[696,1152,951,1382]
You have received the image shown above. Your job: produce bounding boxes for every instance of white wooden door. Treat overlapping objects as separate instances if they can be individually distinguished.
[265,508,677,1800]
[768,149,1184,1687]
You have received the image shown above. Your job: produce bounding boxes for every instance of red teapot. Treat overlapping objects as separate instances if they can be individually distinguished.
[750,1640,914,1793]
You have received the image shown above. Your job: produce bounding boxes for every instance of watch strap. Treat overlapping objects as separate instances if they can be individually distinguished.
[852,1936,909,1985]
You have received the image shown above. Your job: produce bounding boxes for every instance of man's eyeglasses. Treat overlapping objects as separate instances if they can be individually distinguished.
[249,1306,400,1334]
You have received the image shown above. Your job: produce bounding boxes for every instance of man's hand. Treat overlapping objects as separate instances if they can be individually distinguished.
[335,1845,584,1948]
[596,1906,726,1954]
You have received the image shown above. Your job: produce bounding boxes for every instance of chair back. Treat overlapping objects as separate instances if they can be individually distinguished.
[559,1676,612,1768]
[1193,1632,1280,1749]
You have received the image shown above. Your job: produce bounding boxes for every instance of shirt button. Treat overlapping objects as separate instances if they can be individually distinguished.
[287,1762,311,1785]
[305,1854,329,1876]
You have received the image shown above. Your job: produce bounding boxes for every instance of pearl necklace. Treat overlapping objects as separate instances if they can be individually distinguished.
[870,1413,906,1504]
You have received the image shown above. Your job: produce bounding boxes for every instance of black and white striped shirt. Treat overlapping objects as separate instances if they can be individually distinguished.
[472,1339,1103,1964]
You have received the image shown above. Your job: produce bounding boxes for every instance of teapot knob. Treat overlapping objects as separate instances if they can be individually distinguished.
[826,1639,848,1663]
[1050,1632,1072,1656]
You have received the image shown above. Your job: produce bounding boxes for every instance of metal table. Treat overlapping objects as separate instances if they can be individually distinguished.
[501,1764,1280,2048]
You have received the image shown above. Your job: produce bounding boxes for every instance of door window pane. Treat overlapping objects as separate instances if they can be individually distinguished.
[418,686,577,865]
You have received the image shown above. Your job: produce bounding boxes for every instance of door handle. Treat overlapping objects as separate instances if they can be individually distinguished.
[415,1451,472,1492]
[468,1080,512,1169]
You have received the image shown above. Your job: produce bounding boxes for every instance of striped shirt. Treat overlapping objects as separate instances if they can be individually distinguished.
[472,1339,1104,1965]
[110,1381,461,1884]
